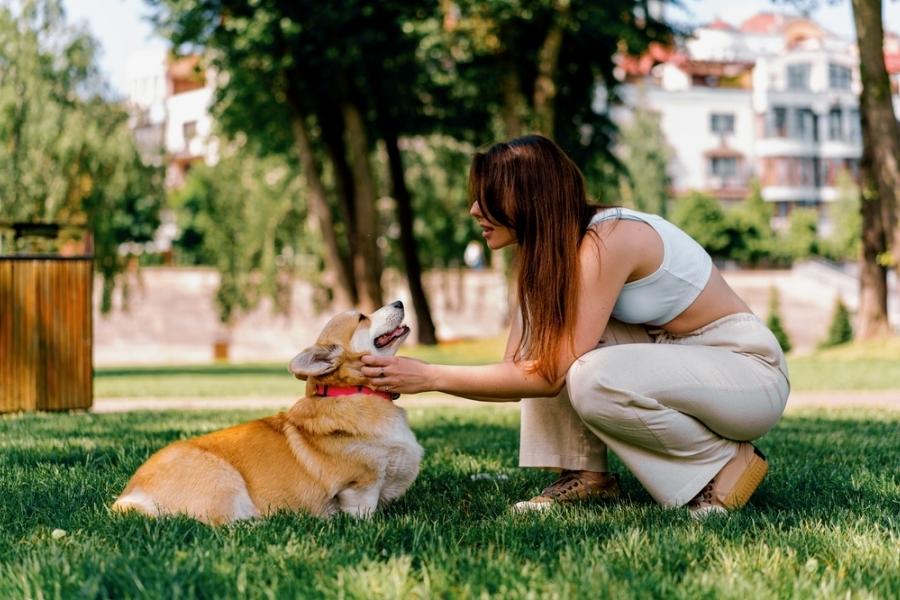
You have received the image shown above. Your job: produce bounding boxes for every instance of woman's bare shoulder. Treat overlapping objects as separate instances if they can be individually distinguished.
[585,218,655,255]
[580,221,645,284]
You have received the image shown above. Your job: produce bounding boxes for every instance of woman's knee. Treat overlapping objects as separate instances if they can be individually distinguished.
[565,350,630,420]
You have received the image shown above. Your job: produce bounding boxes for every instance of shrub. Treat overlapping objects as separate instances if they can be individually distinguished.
[820,298,854,348]
[766,287,792,353]
[782,207,820,260]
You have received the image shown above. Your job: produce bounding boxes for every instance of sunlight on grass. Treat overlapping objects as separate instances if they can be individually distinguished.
[808,336,900,360]
[94,335,900,397]
[404,335,507,364]
[788,337,900,391]
[94,336,509,398]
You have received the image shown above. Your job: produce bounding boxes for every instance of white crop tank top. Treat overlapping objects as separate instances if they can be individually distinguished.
[590,208,713,326]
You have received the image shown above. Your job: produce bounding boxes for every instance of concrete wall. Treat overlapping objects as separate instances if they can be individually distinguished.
[92,264,896,365]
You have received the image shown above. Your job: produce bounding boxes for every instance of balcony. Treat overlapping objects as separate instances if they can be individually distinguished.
[756,137,819,157]
[761,185,822,202]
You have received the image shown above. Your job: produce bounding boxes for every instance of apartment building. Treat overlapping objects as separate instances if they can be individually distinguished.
[615,13,900,227]
[125,49,217,189]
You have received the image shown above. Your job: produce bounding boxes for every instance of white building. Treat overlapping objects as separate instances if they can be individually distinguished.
[125,49,218,188]
[614,13,900,227]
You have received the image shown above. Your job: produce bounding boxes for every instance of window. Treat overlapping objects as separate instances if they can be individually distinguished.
[828,108,843,140]
[848,109,861,142]
[771,107,788,137]
[828,64,852,90]
[787,63,811,90]
[710,157,738,177]
[789,108,818,142]
[710,113,735,134]
[182,121,198,143]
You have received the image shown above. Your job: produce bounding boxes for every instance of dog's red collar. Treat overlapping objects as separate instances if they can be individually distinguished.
[314,384,398,402]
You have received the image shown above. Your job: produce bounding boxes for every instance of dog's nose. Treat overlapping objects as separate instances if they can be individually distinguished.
[391,300,403,310]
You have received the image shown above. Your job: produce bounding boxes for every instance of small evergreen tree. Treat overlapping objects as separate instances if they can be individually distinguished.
[821,298,854,348]
[766,286,792,353]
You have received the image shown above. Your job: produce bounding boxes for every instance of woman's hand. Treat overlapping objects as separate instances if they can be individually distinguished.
[360,355,435,395]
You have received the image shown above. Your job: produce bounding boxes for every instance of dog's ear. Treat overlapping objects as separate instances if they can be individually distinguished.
[289,344,343,380]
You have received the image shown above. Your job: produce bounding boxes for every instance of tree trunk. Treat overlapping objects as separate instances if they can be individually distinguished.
[501,63,526,139]
[289,114,357,307]
[533,2,568,138]
[318,102,359,262]
[851,0,899,337]
[342,99,384,312]
[858,173,890,338]
[381,131,438,344]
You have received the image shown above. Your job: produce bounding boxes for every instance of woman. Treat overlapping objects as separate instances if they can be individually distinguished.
[362,135,790,517]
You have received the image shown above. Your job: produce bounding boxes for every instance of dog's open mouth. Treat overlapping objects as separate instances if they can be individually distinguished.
[374,325,410,348]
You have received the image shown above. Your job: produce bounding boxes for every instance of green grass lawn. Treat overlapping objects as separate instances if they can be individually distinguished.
[94,336,900,398]
[1,406,898,598]
[94,336,508,398]
[788,337,900,391]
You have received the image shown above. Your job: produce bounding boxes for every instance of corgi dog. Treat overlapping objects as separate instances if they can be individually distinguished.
[112,301,423,524]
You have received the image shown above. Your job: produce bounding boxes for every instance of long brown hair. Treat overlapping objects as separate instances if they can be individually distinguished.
[468,134,605,382]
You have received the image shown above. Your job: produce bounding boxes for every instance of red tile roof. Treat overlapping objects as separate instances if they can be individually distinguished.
[617,42,683,76]
[707,18,734,31]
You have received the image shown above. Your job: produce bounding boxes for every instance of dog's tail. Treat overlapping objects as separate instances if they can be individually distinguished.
[111,489,160,517]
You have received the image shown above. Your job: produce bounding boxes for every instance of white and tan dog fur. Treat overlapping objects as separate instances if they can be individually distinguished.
[112,301,423,524]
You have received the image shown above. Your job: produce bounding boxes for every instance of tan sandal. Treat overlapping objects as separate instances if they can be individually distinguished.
[512,471,621,513]
[689,443,768,519]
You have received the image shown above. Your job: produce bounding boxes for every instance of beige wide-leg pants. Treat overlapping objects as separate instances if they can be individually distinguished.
[519,313,790,507]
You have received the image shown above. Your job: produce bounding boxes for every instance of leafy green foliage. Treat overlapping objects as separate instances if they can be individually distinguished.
[767,286,792,354]
[148,0,679,297]
[0,1,162,310]
[430,1,678,177]
[823,170,861,261]
[395,136,483,269]
[726,180,778,266]
[820,298,854,349]
[170,146,307,324]
[618,107,672,217]
[668,184,838,267]
[782,207,819,260]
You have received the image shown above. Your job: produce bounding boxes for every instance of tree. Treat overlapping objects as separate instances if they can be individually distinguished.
[782,207,819,260]
[778,0,898,338]
[824,170,861,261]
[821,298,853,348]
[433,0,678,184]
[618,106,672,217]
[149,0,441,342]
[0,0,163,311]
[171,145,306,327]
[394,136,482,270]
[851,0,899,339]
[766,286,792,353]
[725,180,777,266]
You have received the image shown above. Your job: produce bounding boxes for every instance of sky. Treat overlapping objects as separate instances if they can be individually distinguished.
[62,0,900,98]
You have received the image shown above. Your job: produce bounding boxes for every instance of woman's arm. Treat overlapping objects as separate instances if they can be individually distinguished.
[361,355,561,402]
[362,224,636,401]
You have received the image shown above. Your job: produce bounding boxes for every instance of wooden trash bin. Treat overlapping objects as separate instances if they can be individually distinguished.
[0,228,93,412]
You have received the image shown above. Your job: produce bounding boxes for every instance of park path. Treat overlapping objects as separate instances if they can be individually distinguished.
[92,390,900,413]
